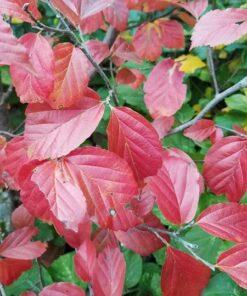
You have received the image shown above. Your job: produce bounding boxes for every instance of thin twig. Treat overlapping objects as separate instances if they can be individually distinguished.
[169,76,247,135]
[0,130,20,138]
[207,47,219,94]
[0,85,13,106]
[216,124,247,138]
[0,283,6,296]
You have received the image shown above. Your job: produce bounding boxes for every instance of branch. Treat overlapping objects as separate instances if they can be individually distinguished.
[207,47,219,94]
[0,85,13,106]
[169,76,247,135]
[0,283,6,296]
[0,130,19,138]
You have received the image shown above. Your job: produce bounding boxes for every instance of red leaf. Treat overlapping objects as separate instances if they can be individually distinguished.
[0,258,32,285]
[133,22,162,61]
[209,127,224,144]
[197,203,247,243]
[130,186,155,218]
[161,246,211,296]
[48,43,89,109]
[19,160,54,222]
[51,0,113,26]
[157,19,185,49]
[40,282,86,296]
[103,0,129,31]
[107,106,163,184]
[184,119,216,142]
[92,229,119,253]
[217,243,247,289]
[0,0,41,23]
[191,9,247,48]
[116,68,145,89]
[144,59,187,118]
[10,33,54,104]
[178,0,208,19]
[54,216,91,248]
[86,40,110,75]
[80,13,104,34]
[203,136,247,202]
[115,214,168,256]
[0,17,29,67]
[29,147,139,231]
[111,36,141,67]
[0,227,47,260]
[1,136,29,190]
[21,292,36,296]
[11,205,35,229]
[74,238,97,282]
[147,149,201,225]
[24,94,104,160]
[152,116,174,139]
[31,160,89,232]
[92,247,126,296]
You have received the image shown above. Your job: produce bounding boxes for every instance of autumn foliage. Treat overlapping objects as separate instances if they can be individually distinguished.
[0,0,247,295]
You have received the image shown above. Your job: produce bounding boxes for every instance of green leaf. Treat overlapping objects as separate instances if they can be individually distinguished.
[124,250,143,289]
[175,226,233,264]
[203,273,247,296]
[5,262,53,296]
[163,133,196,154]
[153,247,166,266]
[175,104,195,123]
[34,220,56,242]
[117,85,148,114]
[138,263,162,296]
[0,66,11,85]
[215,111,247,129]
[225,94,247,113]
[48,252,87,289]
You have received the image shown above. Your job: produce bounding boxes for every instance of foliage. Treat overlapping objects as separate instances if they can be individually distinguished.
[0,0,247,295]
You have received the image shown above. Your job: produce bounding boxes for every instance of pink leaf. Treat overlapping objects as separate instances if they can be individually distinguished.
[144,59,187,118]
[74,238,97,282]
[116,68,145,89]
[107,106,163,184]
[184,119,216,142]
[115,214,168,256]
[11,205,35,229]
[191,8,247,48]
[147,149,201,225]
[203,136,247,202]
[161,246,211,295]
[24,93,104,160]
[48,43,89,109]
[0,227,47,260]
[0,17,29,67]
[197,203,247,243]
[10,33,54,104]
[133,22,162,61]
[51,0,113,25]
[178,0,208,19]
[158,19,185,49]
[80,13,104,34]
[86,40,110,75]
[40,282,86,296]
[0,0,41,23]
[31,160,89,232]
[152,116,174,139]
[1,136,29,190]
[217,243,247,289]
[103,0,129,31]
[92,247,126,296]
